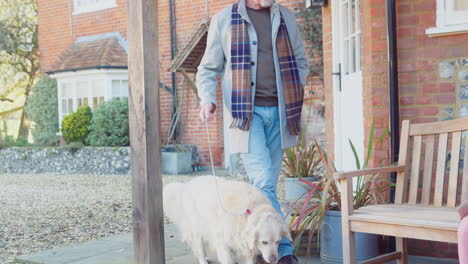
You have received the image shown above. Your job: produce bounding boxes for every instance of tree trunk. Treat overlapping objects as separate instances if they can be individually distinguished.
[17,76,34,140]
[17,108,30,139]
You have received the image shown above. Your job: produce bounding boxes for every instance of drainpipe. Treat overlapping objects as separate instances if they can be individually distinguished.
[169,0,177,140]
[385,0,399,253]
[385,0,399,202]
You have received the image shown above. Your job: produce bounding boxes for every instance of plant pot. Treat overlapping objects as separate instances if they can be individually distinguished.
[161,151,192,174]
[284,176,319,201]
[292,229,320,256]
[320,211,378,263]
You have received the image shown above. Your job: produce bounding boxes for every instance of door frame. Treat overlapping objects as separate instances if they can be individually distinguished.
[331,0,364,171]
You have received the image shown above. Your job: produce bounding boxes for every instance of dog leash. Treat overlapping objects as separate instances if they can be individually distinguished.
[204,121,253,217]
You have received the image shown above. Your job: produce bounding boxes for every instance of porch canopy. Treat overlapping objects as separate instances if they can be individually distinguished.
[168,18,210,74]
[168,18,210,98]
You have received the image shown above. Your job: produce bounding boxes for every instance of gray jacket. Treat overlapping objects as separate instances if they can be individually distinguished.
[196,0,309,153]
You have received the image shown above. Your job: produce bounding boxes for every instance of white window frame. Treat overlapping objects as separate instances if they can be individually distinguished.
[111,79,129,99]
[50,69,128,133]
[426,0,468,37]
[73,0,117,15]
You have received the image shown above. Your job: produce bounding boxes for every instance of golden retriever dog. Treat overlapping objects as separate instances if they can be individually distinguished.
[164,176,292,264]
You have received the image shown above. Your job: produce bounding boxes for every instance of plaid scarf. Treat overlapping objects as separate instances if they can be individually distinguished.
[230,2,303,135]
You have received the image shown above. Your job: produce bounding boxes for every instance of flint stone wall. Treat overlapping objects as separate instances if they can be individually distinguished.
[0,147,131,174]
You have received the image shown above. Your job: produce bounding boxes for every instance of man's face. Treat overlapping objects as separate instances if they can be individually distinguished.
[258,0,273,8]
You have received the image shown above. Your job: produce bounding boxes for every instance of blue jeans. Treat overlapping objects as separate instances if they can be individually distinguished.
[240,106,294,259]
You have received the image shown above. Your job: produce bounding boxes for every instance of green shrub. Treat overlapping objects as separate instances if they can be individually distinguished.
[65,141,85,149]
[12,136,31,147]
[61,106,92,144]
[0,136,5,150]
[87,99,129,146]
[25,76,60,146]
[0,135,32,148]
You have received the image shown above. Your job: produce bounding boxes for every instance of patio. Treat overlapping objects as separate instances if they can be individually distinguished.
[15,224,458,264]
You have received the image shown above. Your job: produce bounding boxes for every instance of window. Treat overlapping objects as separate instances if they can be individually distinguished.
[73,0,117,15]
[446,0,468,25]
[111,80,129,99]
[54,70,128,127]
[426,0,468,37]
[92,79,106,109]
[340,0,361,75]
[60,82,74,116]
[77,81,89,108]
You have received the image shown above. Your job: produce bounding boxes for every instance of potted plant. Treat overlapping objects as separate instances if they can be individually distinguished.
[161,144,196,175]
[288,120,391,263]
[281,134,323,201]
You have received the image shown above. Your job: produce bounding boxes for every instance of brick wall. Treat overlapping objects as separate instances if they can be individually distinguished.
[38,0,325,168]
[361,0,391,167]
[37,0,128,73]
[397,1,468,123]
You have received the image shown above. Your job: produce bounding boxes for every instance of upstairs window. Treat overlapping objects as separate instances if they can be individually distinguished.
[73,0,117,15]
[427,0,468,36]
[444,0,468,26]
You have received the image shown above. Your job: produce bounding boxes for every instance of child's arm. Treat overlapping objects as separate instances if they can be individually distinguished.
[457,201,468,219]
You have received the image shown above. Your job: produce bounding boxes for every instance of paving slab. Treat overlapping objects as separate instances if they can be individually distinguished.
[15,224,458,264]
[15,224,193,264]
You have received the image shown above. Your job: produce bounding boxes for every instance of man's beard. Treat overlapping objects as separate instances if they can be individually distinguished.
[260,0,273,7]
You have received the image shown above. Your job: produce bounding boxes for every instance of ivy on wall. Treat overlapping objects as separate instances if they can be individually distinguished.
[296,6,323,82]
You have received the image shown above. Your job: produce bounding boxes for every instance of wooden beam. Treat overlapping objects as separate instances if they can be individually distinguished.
[359,252,402,264]
[127,0,165,263]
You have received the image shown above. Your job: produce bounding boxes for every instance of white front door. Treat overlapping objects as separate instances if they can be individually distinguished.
[332,0,364,171]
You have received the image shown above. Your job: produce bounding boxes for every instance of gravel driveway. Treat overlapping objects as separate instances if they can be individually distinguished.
[0,173,285,264]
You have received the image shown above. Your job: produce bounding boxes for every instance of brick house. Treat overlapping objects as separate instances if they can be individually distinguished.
[37,0,325,170]
[321,0,467,259]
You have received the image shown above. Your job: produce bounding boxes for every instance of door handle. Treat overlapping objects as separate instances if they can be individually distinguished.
[332,63,342,92]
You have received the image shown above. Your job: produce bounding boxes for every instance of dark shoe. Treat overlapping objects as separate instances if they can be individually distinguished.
[277,255,298,264]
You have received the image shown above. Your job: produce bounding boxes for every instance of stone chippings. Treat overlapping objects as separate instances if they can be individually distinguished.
[0,173,286,264]
[0,147,131,175]
[0,173,193,264]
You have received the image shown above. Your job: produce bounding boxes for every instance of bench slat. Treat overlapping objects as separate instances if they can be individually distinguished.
[364,204,455,211]
[422,135,435,205]
[462,133,468,202]
[356,206,458,223]
[409,136,422,204]
[395,120,411,204]
[410,117,468,136]
[360,252,402,264]
[434,133,448,207]
[350,221,458,243]
[448,131,461,208]
[349,213,459,231]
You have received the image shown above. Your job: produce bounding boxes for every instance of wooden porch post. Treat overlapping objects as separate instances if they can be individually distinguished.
[127,0,165,263]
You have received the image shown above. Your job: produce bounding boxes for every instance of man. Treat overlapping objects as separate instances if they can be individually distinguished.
[197,0,308,263]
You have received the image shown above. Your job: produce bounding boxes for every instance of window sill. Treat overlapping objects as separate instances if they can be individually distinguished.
[426,24,468,37]
[73,4,118,15]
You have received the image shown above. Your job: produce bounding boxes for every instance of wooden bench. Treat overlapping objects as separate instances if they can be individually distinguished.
[335,118,468,264]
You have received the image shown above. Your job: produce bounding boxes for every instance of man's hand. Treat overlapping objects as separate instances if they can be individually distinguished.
[199,103,216,122]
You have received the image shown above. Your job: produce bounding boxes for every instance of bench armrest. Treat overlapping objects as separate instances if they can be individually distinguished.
[334,165,406,181]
